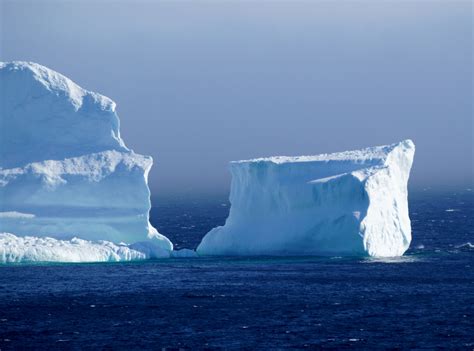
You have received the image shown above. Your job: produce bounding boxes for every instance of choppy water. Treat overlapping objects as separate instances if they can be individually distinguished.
[0,190,472,349]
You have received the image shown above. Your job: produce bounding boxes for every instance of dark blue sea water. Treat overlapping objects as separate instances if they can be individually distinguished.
[0,190,473,349]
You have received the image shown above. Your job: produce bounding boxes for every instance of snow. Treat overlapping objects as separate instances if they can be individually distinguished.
[0,61,173,259]
[197,140,415,257]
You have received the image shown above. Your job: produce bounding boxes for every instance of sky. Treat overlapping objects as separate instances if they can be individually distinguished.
[1,0,472,196]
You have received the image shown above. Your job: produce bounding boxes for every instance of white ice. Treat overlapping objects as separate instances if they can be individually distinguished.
[0,233,171,263]
[197,140,415,257]
[0,61,417,262]
[0,62,173,258]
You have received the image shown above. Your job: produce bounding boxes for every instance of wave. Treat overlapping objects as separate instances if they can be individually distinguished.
[455,242,474,250]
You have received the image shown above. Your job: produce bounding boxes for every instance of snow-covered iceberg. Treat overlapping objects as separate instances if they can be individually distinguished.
[0,62,173,262]
[197,140,415,257]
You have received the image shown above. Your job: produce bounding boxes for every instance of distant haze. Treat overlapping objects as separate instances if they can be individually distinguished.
[1,0,472,196]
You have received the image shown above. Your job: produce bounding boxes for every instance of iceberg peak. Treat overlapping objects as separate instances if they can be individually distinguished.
[0,61,127,168]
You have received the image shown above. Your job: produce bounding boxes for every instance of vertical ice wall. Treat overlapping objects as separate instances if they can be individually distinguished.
[0,62,173,255]
[197,140,415,257]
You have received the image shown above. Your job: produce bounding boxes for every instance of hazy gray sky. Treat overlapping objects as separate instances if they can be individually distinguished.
[1,0,472,195]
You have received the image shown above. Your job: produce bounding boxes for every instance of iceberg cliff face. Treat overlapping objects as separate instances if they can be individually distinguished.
[0,62,173,257]
[197,140,415,257]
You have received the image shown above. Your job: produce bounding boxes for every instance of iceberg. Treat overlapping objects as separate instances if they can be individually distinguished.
[197,140,415,257]
[0,61,173,262]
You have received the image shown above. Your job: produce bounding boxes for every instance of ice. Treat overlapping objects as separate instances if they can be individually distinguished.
[197,140,415,257]
[0,233,170,263]
[0,61,417,261]
[0,231,199,263]
[0,62,126,168]
[0,62,173,257]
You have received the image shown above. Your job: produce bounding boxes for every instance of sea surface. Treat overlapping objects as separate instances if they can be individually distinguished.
[0,190,473,349]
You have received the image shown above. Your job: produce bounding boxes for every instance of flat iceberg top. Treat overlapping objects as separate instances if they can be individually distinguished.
[233,140,414,165]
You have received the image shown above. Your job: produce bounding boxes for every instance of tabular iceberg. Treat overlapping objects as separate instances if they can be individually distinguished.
[0,62,173,262]
[197,140,415,257]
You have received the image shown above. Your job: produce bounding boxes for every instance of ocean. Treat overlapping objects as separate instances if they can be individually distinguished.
[0,190,472,349]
